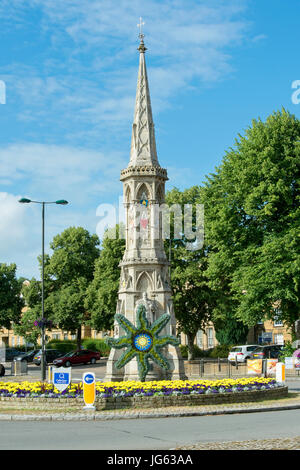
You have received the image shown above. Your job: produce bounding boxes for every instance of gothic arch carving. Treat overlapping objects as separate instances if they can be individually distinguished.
[124,184,132,203]
[136,182,152,201]
[156,183,164,204]
[136,271,153,293]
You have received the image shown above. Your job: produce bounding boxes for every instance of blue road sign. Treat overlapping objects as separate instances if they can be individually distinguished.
[54,372,69,385]
[83,373,94,384]
[52,367,71,392]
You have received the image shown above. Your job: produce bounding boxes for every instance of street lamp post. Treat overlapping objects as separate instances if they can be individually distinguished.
[19,198,68,381]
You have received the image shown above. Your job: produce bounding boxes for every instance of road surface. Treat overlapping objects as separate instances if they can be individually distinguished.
[0,409,299,450]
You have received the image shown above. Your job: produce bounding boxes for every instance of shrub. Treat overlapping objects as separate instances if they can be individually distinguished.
[46,338,111,356]
[278,341,296,361]
[47,340,77,353]
[179,344,208,359]
[209,344,233,358]
[82,339,111,356]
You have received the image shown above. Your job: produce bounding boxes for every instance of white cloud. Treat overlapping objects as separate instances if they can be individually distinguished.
[0,143,127,277]
[0,143,126,204]
[0,0,254,277]
[0,192,30,243]
[0,190,119,279]
[0,192,40,277]
[0,0,251,144]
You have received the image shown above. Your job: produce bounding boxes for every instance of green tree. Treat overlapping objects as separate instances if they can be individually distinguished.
[165,187,216,359]
[45,227,100,349]
[14,276,54,346]
[13,306,40,347]
[0,263,24,329]
[85,225,125,332]
[214,313,249,345]
[203,109,300,329]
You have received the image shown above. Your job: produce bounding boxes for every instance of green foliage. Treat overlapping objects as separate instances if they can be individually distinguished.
[13,307,41,347]
[47,226,100,285]
[44,227,100,348]
[47,338,111,356]
[46,278,88,334]
[179,344,232,359]
[21,278,42,308]
[203,109,300,328]
[47,339,77,352]
[278,341,297,361]
[215,313,249,345]
[208,344,233,358]
[0,263,24,329]
[14,277,53,346]
[81,338,111,356]
[107,305,179,381]
[179,344,207,359]
[165,187,217,359]
[85,225,125,332]
[16,227,100,349]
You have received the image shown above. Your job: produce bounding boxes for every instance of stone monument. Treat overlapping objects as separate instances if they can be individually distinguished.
[104,29,185,381]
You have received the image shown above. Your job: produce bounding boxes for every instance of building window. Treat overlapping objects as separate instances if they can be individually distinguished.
[196,330,203,348]
[52,334,60,340]
[258,331,273,344]
[11,337,15,347]
[207,328,214,348]
[274,309,283,327]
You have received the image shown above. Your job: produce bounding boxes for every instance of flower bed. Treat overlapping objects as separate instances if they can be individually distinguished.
[0,377,280,399]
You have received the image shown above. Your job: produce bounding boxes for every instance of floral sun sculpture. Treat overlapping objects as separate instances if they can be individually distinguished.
[107,305,179,381]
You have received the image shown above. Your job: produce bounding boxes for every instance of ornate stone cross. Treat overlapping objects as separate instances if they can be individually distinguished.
[137,17,145,40]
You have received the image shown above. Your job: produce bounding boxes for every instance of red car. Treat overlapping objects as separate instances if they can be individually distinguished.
[53,349,101,367]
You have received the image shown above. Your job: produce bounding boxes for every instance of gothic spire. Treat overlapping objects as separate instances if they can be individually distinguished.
[129,29,159,167]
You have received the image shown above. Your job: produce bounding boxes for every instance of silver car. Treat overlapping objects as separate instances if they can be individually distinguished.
[228,345,259,363]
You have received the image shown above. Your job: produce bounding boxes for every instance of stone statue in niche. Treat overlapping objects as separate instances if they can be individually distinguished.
[135,292,158,324]
[120,272,126,290]
[156,272,163,289]
[127,274,133,289]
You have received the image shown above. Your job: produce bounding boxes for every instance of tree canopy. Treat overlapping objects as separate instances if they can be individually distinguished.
[203,109,300,329]
[45,226,100,348]
[18,227,100,349]
[85,225,125,332]
[165,187,216,358]
[0,263,24,330]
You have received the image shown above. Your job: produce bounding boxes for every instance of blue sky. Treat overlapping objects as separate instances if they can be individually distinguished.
[0,0,299,279]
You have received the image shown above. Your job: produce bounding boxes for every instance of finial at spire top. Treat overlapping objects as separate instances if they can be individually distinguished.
[137,16,147,53]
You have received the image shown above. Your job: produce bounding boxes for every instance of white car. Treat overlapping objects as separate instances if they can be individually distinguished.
[228,345,259,363]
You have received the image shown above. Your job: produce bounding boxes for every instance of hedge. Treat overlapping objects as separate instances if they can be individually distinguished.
[47,338,111,356]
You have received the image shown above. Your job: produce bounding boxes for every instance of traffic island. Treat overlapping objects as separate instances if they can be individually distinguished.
[0,378,288,412]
